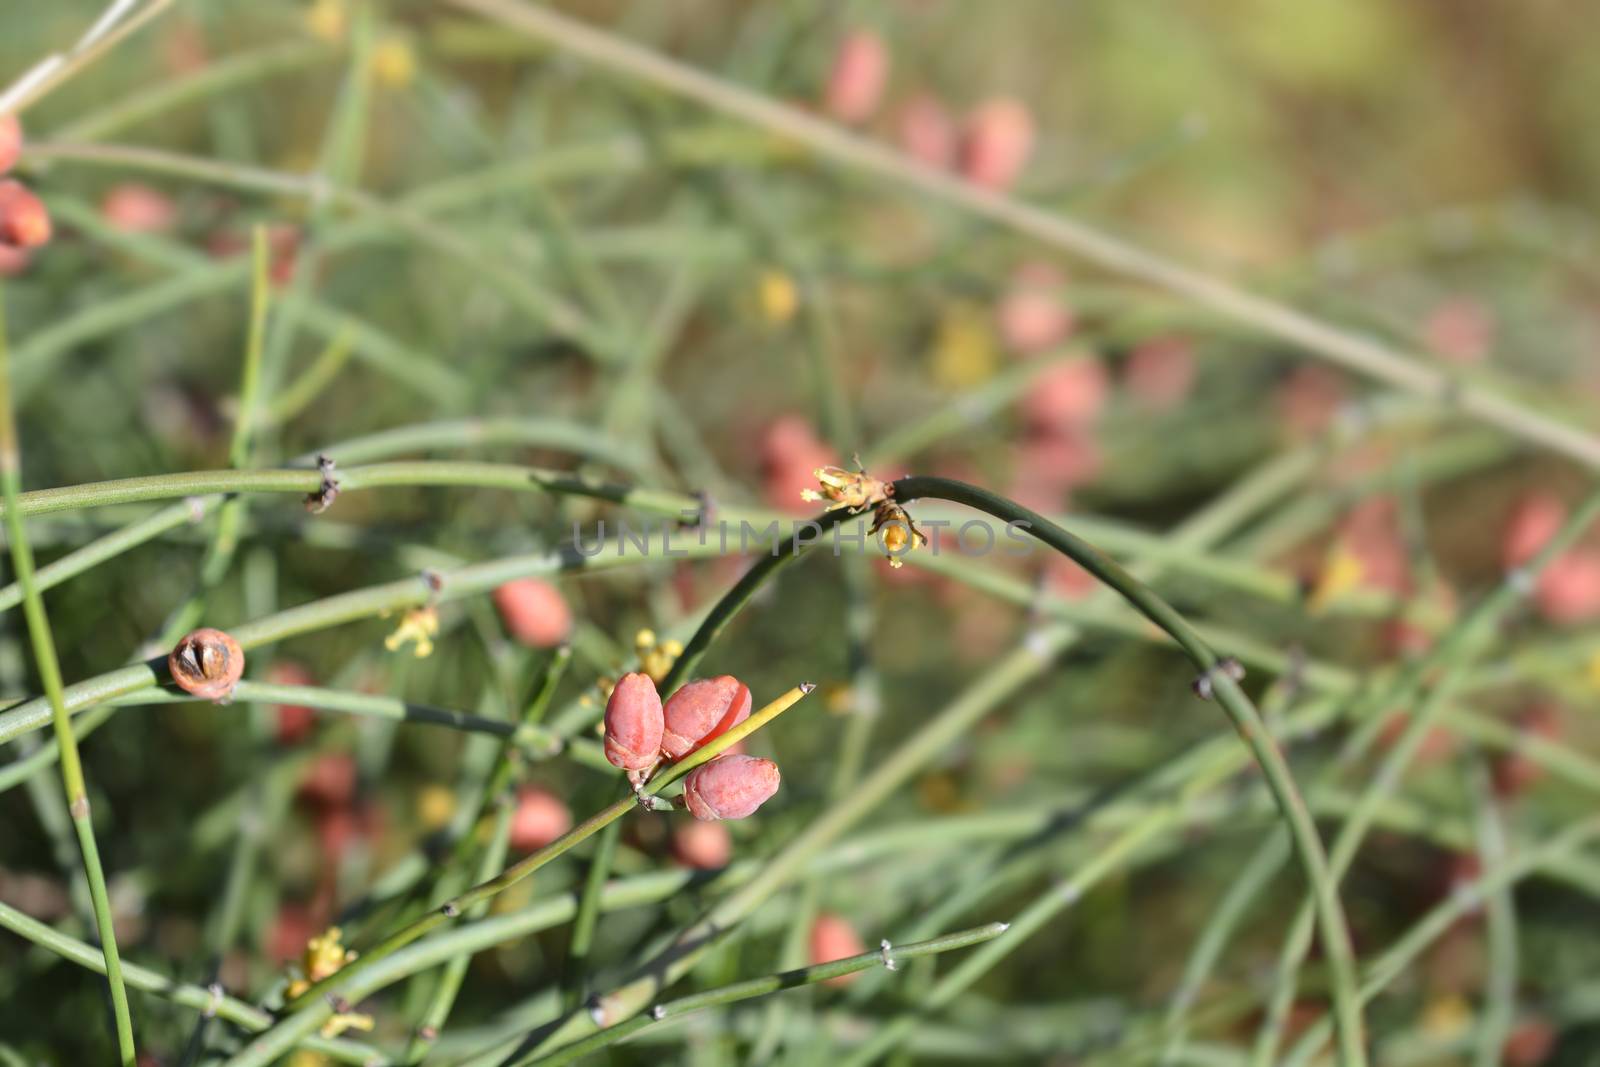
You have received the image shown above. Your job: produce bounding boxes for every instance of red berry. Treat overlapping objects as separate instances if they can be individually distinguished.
[662,675,752,760]
[1423,297,1494,365]
[997,261,1074,355]
[671,820,732,869]
[896,93,956,168]
[1492,705,1562,799]
[1502,1016,1557,1067]
[604,672,665,771]
[762,416,837,514]
[509,786,572,851]
[1502,491,1566,571]
[267,660,317,744]
[1021,358,1109,431]
[0,114,20,175]
[1275,365,1346,440]
[493,578,573,648]
[298,753,357,808]
[1535,549,1600,624]
[959,98,1035,192]
[682,755,780,821]
[102,183,177,234]
[0,180,51,249]
[809,912,867,987]
[824,30,890,124]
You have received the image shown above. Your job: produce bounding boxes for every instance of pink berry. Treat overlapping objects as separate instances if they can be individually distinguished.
[1275,365,1346,440]
[493,578,572,648]
[1020,358,1109,431]
[267,660,317,745]
[997,262,1073,355]
[809,913,867,986]
[671,820,733,869]
[824,30,890,124]
[1423,297,1493,365]
[0,113,20,175]
[1123,336,1198,411]
[959,97,1035,191]
[0,180,51,249]
[896,92,955,168]
[1501,1016,1557,1067]
[682,755,780,821]
[762,415,837,514]
[1535,549,1600,624]
[1502,491,1566,571]
[298,753,357,808]
[509,786,572,851]
[102,183,177,234]
[0,244,30,277]
[604,672,665,770]
[662,675,752,760]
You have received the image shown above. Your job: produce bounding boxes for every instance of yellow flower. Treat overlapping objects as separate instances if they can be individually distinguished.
[417,785,456,832]
[801,465,890,514]
[870,500,927,569]
[304,0,346,42]
[371,35,417,89]
[385,606,439,658]
[757,270,799,325]
[1419,994,1473,1039]
[1308,541,1365,612]
[930,302,997,390]
[1586,649,1600,691]
[634,628,685,686]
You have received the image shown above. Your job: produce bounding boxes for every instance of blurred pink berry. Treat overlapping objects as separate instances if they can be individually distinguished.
[762,415,837,514]
[509,786,572,851]
[604,672,665,771]
[809,913,867,986]
[1275,364,1346,440]
[1339,497,1410,596]
[1123,337,1198,411]
[1423,297,1494,365]
[824,30,890,124]
[1502,491,1566,571]
[1535,549,1600,624]
[662,675,752,760]
[1046,557,1096,600]
[0,113,20,175]
[298,753,357,808]
[682,755,780,821]
[1501,1016,1558,1067]
[1021,358,1109,432]
[0,244,28,277]
[1014,426,1102,496]
[959,97,1035,191]
[0,181,51,249]
[267,660,317,745]
[896,93,956,167]
[493,578,572,648]
[997,262,1073,355]
[1492,705,1561,799]
[671,820,732,869]
[102,183,177,234]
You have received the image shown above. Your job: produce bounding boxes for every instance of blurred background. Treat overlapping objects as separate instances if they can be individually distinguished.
[2,1,1600,1064]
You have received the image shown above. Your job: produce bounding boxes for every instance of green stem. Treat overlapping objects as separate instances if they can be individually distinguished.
[522,923,1010,1067]
[888,475,1365,1067]
[0,293,137,1062]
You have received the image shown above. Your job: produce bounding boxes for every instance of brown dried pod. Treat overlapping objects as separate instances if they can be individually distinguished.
[603,671,664,771]
[168,627,245,701]
[682,754,781,821]
[661,675,752,760]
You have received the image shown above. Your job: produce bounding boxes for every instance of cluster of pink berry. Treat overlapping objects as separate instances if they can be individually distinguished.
[0,113,50,276]
[603,672,781,821]
[822,28,1036,193]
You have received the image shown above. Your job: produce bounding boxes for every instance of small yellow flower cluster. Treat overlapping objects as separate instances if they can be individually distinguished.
[304,0,345,42]
[758,269,800,325]
[285,927,373,1038]
[385,606,439,658]
[802,465,926,568]
[635,628,685,686]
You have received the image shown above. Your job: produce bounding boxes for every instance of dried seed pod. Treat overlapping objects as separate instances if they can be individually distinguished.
[661,675,752,760]
[0,180,51,249]
[681,755,781,821]
[0,113,20,175]
[168,627,245,701]
[603,672,664,771]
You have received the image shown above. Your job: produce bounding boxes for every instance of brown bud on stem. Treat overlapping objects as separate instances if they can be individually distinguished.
[169,628,245,701]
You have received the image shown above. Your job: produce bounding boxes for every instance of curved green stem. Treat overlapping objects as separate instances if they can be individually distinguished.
[888,475,1365,1067]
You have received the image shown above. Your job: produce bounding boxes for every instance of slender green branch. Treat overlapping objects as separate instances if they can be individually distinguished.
[888,475,1365,1067]
[522,923,1011,1067]
[0,292,137,1061]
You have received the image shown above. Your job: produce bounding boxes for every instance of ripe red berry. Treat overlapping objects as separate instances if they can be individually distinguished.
[102,183,177,235]
[824,30,890,124]
[1020,358,1109,432]
[604,672,665,771]
[0,114,20,175]
[661,675,752,760]
[997,261,1074,355]
[1502,491,1566,571]
[682,755,780,821]
[671,820,733,869]
[959,98,1035,192]
[267,660,317,744]
[0,180,51,249]
[1535,549,1600,624]
[509,786,572,851]
[298,753,358,808]
[762,416,837,514]
[493,578,572,648]
[896,92,956,168]
[809,912,867,987]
